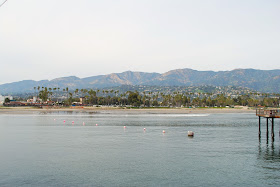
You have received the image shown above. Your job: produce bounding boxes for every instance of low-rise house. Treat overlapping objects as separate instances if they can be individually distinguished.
[4,101,26,106]
[27,97,42,104]
[0,95,13,105]
[80,97,86,104]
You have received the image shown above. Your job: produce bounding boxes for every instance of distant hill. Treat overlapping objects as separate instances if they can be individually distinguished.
[0,68,280,94]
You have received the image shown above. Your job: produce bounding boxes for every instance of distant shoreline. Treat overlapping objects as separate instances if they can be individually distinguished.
[0,106,255,114]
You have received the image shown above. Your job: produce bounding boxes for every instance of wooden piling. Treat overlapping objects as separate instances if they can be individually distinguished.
[272,118,274,138]
[266,118,269,136]
[258,116,261,136]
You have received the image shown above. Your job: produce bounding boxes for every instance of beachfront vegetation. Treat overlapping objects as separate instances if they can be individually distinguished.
[31,86,280,108]
[4,85,280,108]
[4,98,10,103]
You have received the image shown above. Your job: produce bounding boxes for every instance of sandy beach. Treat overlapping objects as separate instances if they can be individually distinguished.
[0,106,255,114]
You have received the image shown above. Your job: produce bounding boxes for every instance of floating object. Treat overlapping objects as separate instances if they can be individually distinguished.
[124,126,126,128]
[72,121,74,124]
[188,131,194,136]
[162,130,165,133]
[54,119,56,121]
[96,124,98,126]
[83,122,85,126]
[63,120,66,123]
[143,128,146,131]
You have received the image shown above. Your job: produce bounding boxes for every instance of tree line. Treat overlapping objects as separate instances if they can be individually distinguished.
[32,86,280,108]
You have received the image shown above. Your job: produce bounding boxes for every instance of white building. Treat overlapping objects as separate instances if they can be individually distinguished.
[0,95,13,105]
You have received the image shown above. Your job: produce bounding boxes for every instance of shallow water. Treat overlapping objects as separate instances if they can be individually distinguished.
[0,112,279,186]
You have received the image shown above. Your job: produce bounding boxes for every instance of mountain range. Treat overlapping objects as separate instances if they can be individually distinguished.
[0,68,280,94]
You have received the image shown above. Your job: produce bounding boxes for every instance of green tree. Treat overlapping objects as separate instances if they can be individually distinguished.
[88,89,97,104]
[67,92,73,105]
[206,97,212,107]
[66,87,69,100]
[128,92,142,107]
[75,89,79,96]
[4,98,10,103]
[39,87,49,102]
[34,87,37,97]
[152,100,159,106]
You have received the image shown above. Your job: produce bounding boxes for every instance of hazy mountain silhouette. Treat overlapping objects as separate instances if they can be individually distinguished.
[0,68,279,94]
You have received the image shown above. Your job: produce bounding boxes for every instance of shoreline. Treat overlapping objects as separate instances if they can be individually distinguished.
[0,107,255,114]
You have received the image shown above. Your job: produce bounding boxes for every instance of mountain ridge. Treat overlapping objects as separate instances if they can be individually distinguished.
[0,68,280,94]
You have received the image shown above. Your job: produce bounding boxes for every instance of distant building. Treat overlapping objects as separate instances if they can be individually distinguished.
[80,97,86,104]
[0,95,13,105]
[27,97,41,103]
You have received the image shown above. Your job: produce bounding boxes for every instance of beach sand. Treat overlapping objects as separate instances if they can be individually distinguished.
[0,106,255,114]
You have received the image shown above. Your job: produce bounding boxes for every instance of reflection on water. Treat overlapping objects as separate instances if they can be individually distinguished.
[258,141,280,162]
[258,136,280,183]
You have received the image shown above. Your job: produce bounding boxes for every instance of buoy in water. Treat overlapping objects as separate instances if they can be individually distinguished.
[83,122,85,126]
[188,131,194,136]
[124,126,126,128]
[63,120,66,123]
[72,121,74,124]
[162,130,165,133]
[96,124,98,126]
[143,128,146,131]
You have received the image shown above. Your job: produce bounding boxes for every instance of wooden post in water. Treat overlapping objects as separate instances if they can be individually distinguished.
[272,118,274,139]
[258,116,261,137]
[266,118,269,137]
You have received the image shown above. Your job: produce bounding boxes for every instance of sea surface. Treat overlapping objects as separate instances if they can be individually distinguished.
[0,111,279,186]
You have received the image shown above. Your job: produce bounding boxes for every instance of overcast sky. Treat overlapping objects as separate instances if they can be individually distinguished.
[0,0,280,84]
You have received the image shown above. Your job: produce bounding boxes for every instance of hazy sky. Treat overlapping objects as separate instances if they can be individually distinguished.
[0,0,280,84]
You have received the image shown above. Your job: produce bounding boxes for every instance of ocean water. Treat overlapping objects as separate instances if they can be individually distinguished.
[0,111,279,186]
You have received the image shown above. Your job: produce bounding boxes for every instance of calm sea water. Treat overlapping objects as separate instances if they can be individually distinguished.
[0,111,279,186]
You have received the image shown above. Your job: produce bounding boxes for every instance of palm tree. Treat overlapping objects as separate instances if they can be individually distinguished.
[49,92,53,101]
[83,89,88,97]
[142,91,146,106]
[47,88,52,101]
[53,88,57,103]
[120,94,124,106]
[68,92,73,105]
[34,87,37,98]
[66,87,69,100]
[63,88,66,102]
[75,89,79,96]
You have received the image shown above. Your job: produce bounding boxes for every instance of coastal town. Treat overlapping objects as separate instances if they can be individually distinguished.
[1,85,279,108]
